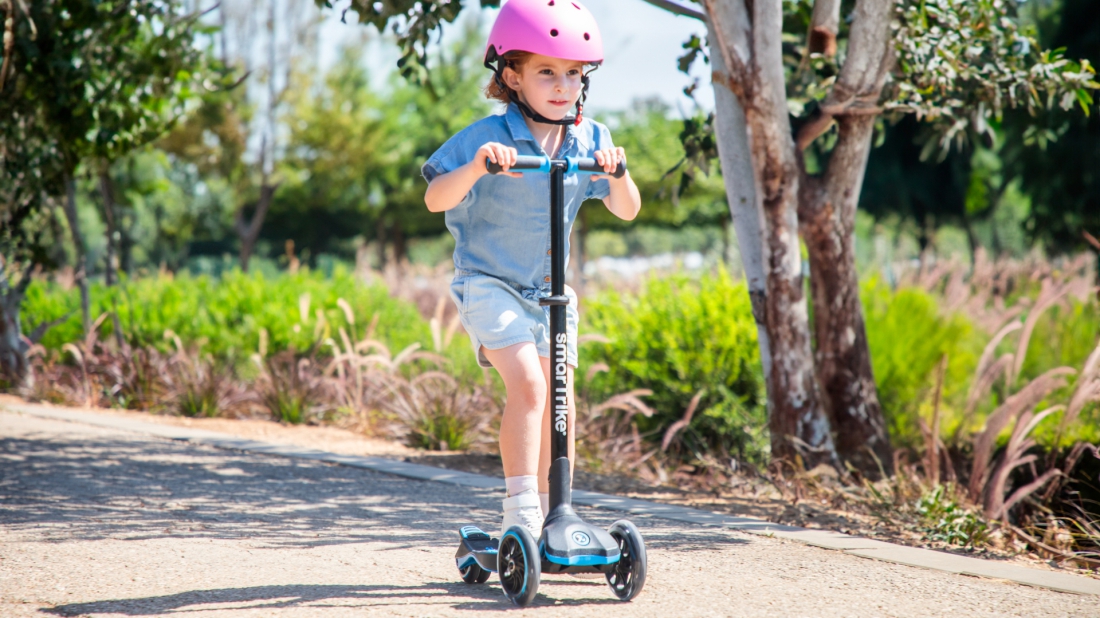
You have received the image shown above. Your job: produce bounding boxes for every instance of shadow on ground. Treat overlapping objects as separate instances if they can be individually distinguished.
[0,425,748,554]
[40,582,630,616]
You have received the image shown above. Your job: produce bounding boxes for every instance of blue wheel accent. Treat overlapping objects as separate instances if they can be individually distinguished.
[544,552,620,567]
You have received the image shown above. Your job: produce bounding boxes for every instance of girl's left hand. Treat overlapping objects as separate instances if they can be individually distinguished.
[593,147,627,179]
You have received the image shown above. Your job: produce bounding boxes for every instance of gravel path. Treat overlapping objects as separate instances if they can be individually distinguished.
[1,410,1095,617]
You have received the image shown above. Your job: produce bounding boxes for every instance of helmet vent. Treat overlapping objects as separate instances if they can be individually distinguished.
[572,2,581,8]
[584,33,590,40]
[550,28,559,37]
[548,0,554,4]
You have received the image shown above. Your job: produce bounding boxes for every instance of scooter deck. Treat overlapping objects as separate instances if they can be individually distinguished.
[455,521,621,575]
[456,526,499,573]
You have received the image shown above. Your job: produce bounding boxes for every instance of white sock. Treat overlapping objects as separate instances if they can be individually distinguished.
[539,492,549,517]
[505,475,538,498]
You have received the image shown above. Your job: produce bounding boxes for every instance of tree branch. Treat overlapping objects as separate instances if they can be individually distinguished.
[1084,230,1100,251]
[638,0,706,21]
[29,311,74,344]
[796,0,894,151]
[808,0,841,57]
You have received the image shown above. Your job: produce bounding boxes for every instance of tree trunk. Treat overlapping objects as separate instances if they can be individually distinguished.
[392,222,407,268]
[235,182,277,272]
[963,214,979,267]
[0,260,33,389]
[800,116,893,474]
[789,0,897,475]
[98,168,125,348]
[61,174,91,335]
[99,170,118,287]
[375,216,388,271]
[706,0,837,467]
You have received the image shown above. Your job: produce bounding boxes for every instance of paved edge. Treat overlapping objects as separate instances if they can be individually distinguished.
[5,401,1099,596]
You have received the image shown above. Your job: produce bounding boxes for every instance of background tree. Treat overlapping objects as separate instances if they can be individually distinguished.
[0,0,220,385]
[204,0,319,271]
[266,18,491,269]
[1005,0,1100,259]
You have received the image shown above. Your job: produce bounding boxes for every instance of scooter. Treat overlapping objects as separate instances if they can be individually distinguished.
[453,155,648,607]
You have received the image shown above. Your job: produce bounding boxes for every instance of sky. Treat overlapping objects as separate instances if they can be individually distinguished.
[314,0,714,115]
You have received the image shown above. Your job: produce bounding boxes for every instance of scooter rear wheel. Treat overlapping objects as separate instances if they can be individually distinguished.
[606,520,647,601]
[497,526,540,606]
[459,563,491,584]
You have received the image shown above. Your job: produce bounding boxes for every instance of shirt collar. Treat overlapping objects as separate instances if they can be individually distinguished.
[504,103,585,153]
[505,103,537,144]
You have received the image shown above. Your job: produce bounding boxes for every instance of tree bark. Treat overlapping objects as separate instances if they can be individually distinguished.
[800,116,893,474]
[0,259,34,389]
[706,0,837,467]
[61,174,91,335]
[809,0,841,57]
[796,0,897,472]
[797,0,896,474]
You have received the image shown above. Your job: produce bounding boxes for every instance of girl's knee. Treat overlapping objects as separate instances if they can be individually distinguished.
[505,376,546,413]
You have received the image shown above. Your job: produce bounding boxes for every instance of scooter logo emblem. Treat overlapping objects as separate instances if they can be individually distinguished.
[571,531,591,546]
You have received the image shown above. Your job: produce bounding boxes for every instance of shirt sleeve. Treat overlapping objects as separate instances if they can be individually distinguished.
[422,133,470,184]
[583,122,614,201]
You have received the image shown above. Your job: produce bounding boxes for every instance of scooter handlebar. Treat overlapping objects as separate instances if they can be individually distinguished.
[486,155,626,179]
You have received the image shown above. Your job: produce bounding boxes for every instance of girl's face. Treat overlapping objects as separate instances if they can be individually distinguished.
[503,54,586,121]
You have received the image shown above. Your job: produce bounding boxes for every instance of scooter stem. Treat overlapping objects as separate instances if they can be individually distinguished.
[544,162,572,516]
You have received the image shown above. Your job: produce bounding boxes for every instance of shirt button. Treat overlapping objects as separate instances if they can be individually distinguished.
[544,276,551,283]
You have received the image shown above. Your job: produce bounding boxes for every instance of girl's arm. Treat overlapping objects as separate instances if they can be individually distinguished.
[594,148,641,221]
[425,142,520,213]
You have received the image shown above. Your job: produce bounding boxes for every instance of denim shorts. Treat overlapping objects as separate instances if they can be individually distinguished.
[450,272,578,369]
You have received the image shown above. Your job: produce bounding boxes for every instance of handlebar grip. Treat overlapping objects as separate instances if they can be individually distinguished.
[486,155,550,175]
[571,158,626,179]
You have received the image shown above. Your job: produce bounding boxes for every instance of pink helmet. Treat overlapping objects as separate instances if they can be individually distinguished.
[485,0,604,65]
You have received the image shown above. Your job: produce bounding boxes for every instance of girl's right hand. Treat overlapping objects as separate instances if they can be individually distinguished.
[475,142,522,178]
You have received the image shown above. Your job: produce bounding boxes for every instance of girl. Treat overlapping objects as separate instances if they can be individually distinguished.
[422,0,641,539]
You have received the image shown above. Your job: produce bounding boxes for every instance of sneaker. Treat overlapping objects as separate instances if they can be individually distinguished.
[501,492,543,540]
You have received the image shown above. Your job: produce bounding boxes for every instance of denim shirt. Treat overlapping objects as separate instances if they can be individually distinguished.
[421,103,613,291]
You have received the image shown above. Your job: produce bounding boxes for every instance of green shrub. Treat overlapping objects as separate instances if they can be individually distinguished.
[22,266,483,382]
[25,266,422,359]
[915,485,989,548]
[579,269,767,464]
[862,279,982,446]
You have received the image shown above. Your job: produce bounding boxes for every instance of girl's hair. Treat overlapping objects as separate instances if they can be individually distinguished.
[485,51,533,104]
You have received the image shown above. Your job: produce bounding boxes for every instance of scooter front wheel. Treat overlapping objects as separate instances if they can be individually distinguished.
[497,526,540,606]
[607,520,647,601]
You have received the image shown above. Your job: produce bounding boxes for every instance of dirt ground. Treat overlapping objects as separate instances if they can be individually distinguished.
[1,394,1092,581]
[4,408,1099,617]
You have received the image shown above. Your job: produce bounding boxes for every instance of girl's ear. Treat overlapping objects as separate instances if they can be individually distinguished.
[502,65,523,92]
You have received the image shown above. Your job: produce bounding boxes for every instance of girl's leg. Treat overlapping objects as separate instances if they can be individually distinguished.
[481,342,545,479]
[538,357,576,496]
[482,342,547,536]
